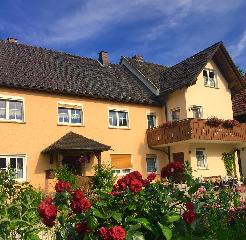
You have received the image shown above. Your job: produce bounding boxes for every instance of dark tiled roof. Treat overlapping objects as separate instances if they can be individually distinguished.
[0,40,160,106]
[160,42,223,94]
[123,57,167,88]
[232,75,246,116]
[42,132,111,153]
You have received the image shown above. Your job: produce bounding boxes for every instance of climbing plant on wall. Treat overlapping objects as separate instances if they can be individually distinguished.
[222,152,235,176]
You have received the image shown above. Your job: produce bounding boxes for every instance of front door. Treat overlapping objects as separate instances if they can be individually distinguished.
[173,152,184,164]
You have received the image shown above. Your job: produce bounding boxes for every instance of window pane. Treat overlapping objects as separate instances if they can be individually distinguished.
[171,109,180,121]
[109,111,117,126]
[147,115,156,128]
[146,158,157,172]
[0,100,6,119]
[118,111,128,126]
[196,150,206,168]
[58,108,69,123]
[192,107,202,118]
[0,158,7,170]
[122,169,131,174]
[71,109,82,124]
[9,101,23,120]
[17,158,24,179]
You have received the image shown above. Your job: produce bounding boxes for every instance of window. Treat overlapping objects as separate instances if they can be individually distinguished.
[203,69,217,88]
[146,155,157,173]
[170,108,180,121]
[58,103,83,125]
[196,149,207,169]
[0,97,24,122]
[191,106,203,118]
[147,113,156,129]
[109,110,129,128]
[110,154,132,175]
[0,155,26,181]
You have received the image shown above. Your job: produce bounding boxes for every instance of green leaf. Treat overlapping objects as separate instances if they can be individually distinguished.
[92,208,104,219]
[158,223,172,240]
[87,215,99,230]
[188,183,201,195]
[112,212,122,223]
[167,214,180,223]
[133,218,154,233]
[131,232,145,240]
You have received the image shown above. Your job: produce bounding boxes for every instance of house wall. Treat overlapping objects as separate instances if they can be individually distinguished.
[186,60,233,119]
[165,89,187,120]
[240,149,246,177]
[0,87,167,191]
[189,143,239,178]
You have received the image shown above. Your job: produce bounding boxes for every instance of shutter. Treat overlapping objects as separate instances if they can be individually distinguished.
[110,154,132,169]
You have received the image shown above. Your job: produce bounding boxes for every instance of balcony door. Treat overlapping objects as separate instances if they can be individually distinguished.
[173,152,184,164]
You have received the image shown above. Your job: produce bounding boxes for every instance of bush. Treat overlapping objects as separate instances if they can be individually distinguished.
[55,165,77,189]
[0,168,43,239]
[91,164,117,193]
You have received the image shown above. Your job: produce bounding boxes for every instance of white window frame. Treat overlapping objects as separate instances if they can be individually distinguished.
[0,154,27,181]
[108,108,130,129]
[170,108,180,121]
[191,105,203,119]
[147,113,156,129]
[0,95,25,123]
[57,102,83,126]
[110,153,133,176]
[146,155,158,173]
[203,69,218,88]
[196,149,208,169]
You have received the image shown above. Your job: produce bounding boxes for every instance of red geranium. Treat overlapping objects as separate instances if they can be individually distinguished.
[55,180,72,193]
[182,210,196,224]
[73,189,85,200]
[109,226,126,240]
[185,202,194,211]
[76,221,91,234]
[129,179,143,193]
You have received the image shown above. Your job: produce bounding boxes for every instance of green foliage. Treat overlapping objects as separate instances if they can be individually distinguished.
[0,168,43,239]
[91,164,117,193]
[222,152,235,176]
[55,165,77,188]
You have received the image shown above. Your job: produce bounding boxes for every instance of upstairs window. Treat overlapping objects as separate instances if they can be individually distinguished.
[0,155,26,181]
[147,113,156,129]
[0,97,24,122]
[196,149,207,169]
[109,110,129,128]
[203,69,217,88]
[170,108,180,121]
[58,103,83,125]
[191,106,203,118]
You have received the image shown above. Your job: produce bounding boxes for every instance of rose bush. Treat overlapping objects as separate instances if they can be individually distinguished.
[37,164,246,240]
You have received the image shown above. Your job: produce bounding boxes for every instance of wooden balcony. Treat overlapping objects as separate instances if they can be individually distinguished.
[147,118,246,147]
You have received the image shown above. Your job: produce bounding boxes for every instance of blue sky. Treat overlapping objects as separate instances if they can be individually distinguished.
[0,0,245,71]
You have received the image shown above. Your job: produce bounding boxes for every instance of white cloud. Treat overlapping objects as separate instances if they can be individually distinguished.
[230,31,246,58]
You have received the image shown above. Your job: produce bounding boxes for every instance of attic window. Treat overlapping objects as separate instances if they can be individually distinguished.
[203,69,217,88]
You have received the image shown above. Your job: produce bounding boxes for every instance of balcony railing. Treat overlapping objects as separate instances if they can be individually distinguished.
[147,118,246,147]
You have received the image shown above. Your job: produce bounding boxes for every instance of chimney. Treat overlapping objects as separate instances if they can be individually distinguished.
[98,51,109,65]
[6,37,18,43]
[132,55,144,62]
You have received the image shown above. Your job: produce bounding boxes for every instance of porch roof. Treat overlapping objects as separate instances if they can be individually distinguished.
[42,131,111,154]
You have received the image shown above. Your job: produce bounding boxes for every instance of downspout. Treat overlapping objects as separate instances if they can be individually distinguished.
[163,98,171,163]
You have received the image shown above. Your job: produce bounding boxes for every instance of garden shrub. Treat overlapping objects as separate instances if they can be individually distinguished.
[0,168,43,239]
[55,165,77,189]
[37,162,246,240]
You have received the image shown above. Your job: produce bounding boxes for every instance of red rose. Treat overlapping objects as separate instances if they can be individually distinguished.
[71,197,91,213]
[185,202,194,211]
[99,227,110,240]
[76,222,91,234]
[117,179,127,191]
[55,180,72,192]
[43,204,57,221]
[129,179,143,193]
[147,172,156,181]
[73,189,85,200]
[182,210,196,224]
[109,226,126,240]
[142,179,150,187]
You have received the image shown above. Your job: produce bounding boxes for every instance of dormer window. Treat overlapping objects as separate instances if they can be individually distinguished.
[203,69,217,88]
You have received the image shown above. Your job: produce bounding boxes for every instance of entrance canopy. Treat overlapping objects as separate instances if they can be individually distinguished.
[42,131,111,154]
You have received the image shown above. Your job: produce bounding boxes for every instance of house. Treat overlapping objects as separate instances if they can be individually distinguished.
[232,74,246,177]
[0,38,245,192]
